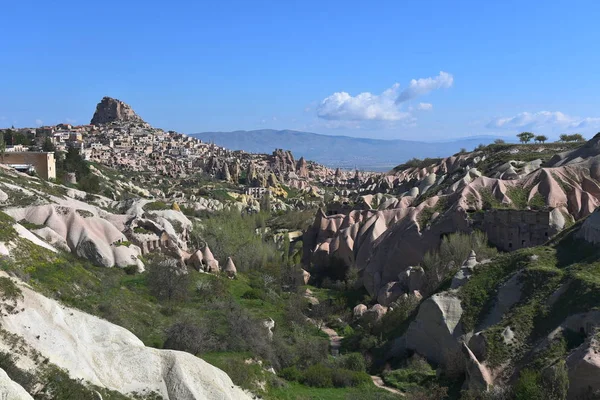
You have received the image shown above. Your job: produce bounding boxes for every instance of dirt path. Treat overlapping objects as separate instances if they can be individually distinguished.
[371,375,403,395]
[316,322,403,396]
[320,325,342,356]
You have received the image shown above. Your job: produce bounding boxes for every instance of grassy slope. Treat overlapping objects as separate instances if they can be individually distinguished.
[456,221,600,372]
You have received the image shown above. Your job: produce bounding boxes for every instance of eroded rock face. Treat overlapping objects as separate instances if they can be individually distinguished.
[0,274,252,400]
[224,257,237,278]
[567,335,600,399]
[0,367,33,399]
[451,250,478,289]
[405,291,465,367]
[377,281,404,307]
[353,304,367,319]
[576,207,600,244]
[91,96,147,126]
[361,304,388,324]
[462,343,493,391]
[6,205,144,270]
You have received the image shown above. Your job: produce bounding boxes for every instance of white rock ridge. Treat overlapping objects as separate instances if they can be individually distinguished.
[0,368,33,400]
[0,274,252,400]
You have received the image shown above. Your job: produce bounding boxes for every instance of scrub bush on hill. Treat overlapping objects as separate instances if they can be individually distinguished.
[281,361,372,389]
[421,231,497,295]
[192,210,281,272]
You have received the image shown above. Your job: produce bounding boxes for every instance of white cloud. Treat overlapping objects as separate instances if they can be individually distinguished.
[317,71,452,122]
[487,111,600,131]
[317,83,407,121]
[395,71,454,104]
[35,119,43,126]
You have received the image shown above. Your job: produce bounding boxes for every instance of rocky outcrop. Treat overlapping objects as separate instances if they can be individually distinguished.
[567,335,600,399]
[361,304,388,324]
[6,205,144,270]
[270,149,296,173]
[202,245,220,272]
[576,207,600,244]
[451,250,478,289]
[304,147,600,297]
[296,157,308,178]
[224,257,237,278]
[0,274,252,400]
[90,96,148,126]
[377,281,404,307]
[353,304,367,319]
[0,368,33,400]
[405,291,465,367]
[462,343,493,391]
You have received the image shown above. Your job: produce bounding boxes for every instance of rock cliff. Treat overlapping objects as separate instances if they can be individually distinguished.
[91,96,148,126]
[0,273,253,400]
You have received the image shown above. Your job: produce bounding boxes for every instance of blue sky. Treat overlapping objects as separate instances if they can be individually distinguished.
[2,0,600,140]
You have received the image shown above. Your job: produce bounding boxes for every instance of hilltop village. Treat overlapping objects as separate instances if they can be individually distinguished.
[0,97,362,203]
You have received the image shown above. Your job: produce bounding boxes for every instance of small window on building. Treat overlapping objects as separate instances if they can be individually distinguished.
[522,240,526,246]
[545,232,548,237]
[508,242,513,249]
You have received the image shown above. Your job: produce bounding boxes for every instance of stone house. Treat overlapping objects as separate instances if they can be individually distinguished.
[480,209,551,251]
[1,151,56,180]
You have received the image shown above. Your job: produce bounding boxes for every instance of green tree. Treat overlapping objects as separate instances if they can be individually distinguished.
[517,132,535,143]
[494,138,506,144]
[42,137,56,152]
[146,257,190,312]
[535,135,548,143]
[514,369,543,400]
[560,133,586,142]
[541,361,569,400]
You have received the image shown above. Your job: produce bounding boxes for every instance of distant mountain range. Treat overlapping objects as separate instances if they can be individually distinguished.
[191,129,504,172]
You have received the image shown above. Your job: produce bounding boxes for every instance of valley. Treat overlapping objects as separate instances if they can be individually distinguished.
[0,97,599,399]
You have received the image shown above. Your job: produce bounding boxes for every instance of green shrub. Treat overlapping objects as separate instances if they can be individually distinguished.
[18,220,46,230]
[280,366,302,382]
[338,352,367,372]
[123,265,138,275]
[144,201,169,211]
[342,324,355,337]
[479,188,505,209]
[382,355,436,392]
[302,363,333,388]
[540,361,569,400]
[514,369,544,400]
[133,226,153,234]
[421,231,497,294]
[241,288,265,300]
[0,276,22,301]
[331,368,356,388]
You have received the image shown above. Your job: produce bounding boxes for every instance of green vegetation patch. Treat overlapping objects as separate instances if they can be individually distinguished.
[382,355,436,393]
[0,276,22,301]
[394,157,444,171]
[0,211,17,241]
[144,201,169,211]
